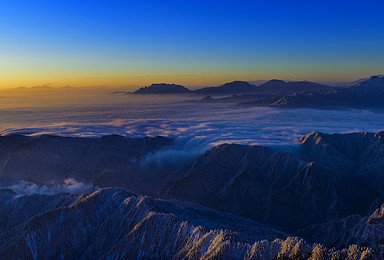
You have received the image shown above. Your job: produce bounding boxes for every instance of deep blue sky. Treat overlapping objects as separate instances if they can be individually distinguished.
[0,0,383,88]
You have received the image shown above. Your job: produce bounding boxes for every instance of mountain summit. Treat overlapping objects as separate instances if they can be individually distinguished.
[194,81,258,95]
[133,83,191,94]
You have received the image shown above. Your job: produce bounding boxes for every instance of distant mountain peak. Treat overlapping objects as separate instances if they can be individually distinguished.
[222,80,254,86]
[268,79,286,83]
[359,75,384,84]
[133,83,191,94]
[193,81,258,95]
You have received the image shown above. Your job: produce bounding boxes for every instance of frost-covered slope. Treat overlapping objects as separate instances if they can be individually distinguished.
[0,188,380,259]
[0,188,288,259]
[297,202,384,249]
[0,189,83,232]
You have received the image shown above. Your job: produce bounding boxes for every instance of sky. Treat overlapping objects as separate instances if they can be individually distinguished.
[0,0,384,89]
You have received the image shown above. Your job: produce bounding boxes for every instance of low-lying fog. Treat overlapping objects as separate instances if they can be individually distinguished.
[1,87,384,195]
[1,87,383,148]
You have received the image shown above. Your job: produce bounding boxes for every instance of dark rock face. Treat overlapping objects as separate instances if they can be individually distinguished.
[253,75,384,109]
[133,83,191,94]
[165,131,384,233]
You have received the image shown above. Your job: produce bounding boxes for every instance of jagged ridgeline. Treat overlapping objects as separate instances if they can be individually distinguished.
[0,188,379,259]
[1,132,384,258]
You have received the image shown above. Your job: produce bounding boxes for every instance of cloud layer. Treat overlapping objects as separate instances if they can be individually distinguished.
[2,178,97,196]
[1,94,384,151]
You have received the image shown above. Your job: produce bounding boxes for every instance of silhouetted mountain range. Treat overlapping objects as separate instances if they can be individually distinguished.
[248,75,384,109]
[193,81,259,95]
[129,80,333,96]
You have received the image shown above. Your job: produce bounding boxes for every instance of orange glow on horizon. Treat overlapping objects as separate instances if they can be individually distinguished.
[0,70,378,90]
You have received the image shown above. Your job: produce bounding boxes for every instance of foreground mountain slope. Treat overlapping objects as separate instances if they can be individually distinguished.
[251,75,384,109]
[0,188,289,259]
[0,188,380,259]
[296,202,384,250]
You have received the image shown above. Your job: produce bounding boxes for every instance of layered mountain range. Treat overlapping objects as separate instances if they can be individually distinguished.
[2,130,384,258]
[248,75,384,109]
[124,80,333,96]
[188,75,384,111]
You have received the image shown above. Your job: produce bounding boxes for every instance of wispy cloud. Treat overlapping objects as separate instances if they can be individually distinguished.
[3,178,97,196]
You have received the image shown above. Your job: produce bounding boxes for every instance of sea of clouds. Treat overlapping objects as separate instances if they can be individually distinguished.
[1,94,383,147]
[1,93,384,194]
[1,96,383,144]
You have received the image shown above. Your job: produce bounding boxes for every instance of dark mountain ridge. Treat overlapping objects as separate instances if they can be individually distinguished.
[129,80,333,96]
[163,130,384,242]
[194,80,333,96]
[193,81,259,95]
